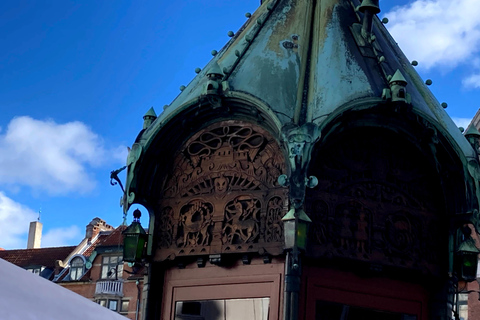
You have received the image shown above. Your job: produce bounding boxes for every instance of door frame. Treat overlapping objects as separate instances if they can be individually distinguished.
[162,258,284,320]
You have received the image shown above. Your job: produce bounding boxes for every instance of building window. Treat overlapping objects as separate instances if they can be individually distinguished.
[97,299,129,314]
[70,257,85,281]
[108,300,118,311]
[120,300,129,313]
[101,255,123,279]
[458,293,468,320]
[26,266,43,275]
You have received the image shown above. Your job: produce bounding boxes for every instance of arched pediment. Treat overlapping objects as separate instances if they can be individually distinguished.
[306,125,449,276]
[153,120,288,261]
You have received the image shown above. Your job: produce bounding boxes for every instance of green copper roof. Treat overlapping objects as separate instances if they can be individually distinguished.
[465,125,480,137]
[144,107,157,118]
[123,0,479,212]
[390,69,408,85]
[139,0,470,154]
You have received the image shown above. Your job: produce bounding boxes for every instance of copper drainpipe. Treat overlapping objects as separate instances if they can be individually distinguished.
[136,280,141,320]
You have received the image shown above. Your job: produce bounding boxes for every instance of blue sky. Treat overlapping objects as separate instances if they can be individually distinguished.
[1,0,479,249]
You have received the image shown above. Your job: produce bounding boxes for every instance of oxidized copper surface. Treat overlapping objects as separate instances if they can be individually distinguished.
[305,128,447,276]
[154,121,287,261]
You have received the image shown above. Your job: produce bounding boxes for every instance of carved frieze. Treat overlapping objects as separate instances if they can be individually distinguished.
[305,129,446,276]
[154,121,287,261]
[222,197,261,245]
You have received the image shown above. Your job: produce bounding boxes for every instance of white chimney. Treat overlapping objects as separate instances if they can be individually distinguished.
[27,221,42,249]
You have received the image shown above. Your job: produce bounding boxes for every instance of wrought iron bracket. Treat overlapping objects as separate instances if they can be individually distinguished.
[110,166,127,193]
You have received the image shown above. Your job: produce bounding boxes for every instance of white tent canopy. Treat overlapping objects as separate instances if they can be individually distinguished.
[0,258,126,320]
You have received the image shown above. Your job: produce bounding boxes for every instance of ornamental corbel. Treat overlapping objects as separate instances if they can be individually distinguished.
[280,123,320,208]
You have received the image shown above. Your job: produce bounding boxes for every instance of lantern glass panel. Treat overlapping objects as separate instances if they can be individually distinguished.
[283,220,296,250]
[123,233,139,262]
[459,251,478,282]
[296,221,309,251]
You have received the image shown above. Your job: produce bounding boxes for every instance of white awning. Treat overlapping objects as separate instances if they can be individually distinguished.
[0,258,126,320]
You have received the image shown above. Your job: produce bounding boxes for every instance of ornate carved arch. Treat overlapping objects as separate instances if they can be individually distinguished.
[306,127,448,276]
[153,120,288,261]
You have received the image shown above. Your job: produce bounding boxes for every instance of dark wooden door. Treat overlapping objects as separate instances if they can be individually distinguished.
[302,268,429,320]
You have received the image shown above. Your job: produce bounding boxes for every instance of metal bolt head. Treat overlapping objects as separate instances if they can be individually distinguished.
[460,127,465,133]
[441,102,448,109]
[195,68,201,74]
[211,50,218,56]
[227,31,234,37]
[411,60,418,66]
[425,79,433,85]
[382,17,389,24]
[180,85,186,91]
[245,12,251,18]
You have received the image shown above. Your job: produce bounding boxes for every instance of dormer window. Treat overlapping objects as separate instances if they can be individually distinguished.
[70,257,85,281]
[26,266,44,275]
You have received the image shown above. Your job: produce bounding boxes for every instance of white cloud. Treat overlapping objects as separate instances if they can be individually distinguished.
[451,117,472,129]
[0,116,125,195]
[384,0,480,71]
[462,74,480,89]
[42,225,83,248]
[0,191,37,249]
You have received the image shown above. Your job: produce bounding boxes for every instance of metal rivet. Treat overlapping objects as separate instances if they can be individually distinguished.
[245,34,253,42]
[382,18,389,24]
[441,102,448,109]
[425,79,432,85]
[257,18,263,25]
[245,12,251,18]
[227,31,234,37]
[235,50,240,57]
[163,105,169,111]
[411,60,418,66]
[223,67,229,74]
[180,85,186,91]
[211,50,218,56]
[460,127,465,133]
[195,68,201,74]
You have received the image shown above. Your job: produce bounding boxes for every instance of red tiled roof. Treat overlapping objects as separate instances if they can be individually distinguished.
[83,225,128,257]
[98,225,127,247]
[0,246,76,268]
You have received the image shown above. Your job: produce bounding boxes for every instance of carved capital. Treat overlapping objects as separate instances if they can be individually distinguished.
[281,123,320,208]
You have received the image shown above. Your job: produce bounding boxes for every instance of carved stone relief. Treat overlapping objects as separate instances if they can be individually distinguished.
[176,200,214,248]
[154,121,287,261]
[306,129,446,276]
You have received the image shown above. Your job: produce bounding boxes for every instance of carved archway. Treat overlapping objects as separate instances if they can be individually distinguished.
[306,126,448,276]
[153,120,288,261]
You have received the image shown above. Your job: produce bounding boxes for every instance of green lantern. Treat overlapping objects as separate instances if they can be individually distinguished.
[123,209,147,263]
[282,208,312,251]
[456,238,479,282]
